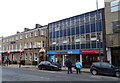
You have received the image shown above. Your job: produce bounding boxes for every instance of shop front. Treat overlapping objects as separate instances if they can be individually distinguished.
[47,50,81,66]
[82,49,103,68]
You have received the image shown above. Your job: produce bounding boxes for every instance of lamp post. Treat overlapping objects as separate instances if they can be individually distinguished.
[96,0,102,62]
[19,50,24,68]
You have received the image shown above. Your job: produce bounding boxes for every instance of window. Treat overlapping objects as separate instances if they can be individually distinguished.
[35,31,39,36]
[30,32,33,37]
[111,0,120,12]
[29,53,32,61]
[29,42,32,48]
[16,36,18,40]
[34,53,38,61]
[26,34,28,38]
[19,44,22,49]
[20,35,22,39]
[12,37,14,41]
[91,23,95,32]
[25,53,28,60]
[91,33,97,43]
[86,34,90,43]
[41,30,44,35]
[112,21,120,33]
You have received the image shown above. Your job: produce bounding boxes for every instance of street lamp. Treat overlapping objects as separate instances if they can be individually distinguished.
[96,0,102,62]
[19,50,24,68]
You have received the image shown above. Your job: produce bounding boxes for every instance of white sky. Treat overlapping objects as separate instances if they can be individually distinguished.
[0,0,104,37]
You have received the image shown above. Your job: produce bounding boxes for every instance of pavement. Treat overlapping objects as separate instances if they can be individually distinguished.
[2,64,90,73]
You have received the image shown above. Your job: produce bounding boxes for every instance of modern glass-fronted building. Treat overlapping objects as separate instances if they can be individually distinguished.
[47,8,105,67]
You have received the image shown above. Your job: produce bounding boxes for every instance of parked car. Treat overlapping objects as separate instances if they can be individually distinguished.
[90,62,120,77]
[38,61,61,71]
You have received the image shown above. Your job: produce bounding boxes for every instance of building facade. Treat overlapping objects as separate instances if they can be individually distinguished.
[105,0,120,66]
[0,37,3,63]
[47,8,106,67]
[2,24,48,65]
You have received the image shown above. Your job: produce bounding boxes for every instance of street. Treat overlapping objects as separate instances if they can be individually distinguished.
[2,67,119,81]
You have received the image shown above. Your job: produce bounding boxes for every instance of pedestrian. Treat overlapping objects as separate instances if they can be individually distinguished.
[75,60,82,74]
[6,58,10,66]
[65,58,72,74]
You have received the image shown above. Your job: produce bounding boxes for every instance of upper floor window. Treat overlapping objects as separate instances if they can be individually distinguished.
[12,37,14,41]
[35,31,39,36]
[111,0,120,12]
[16,36,18,40]
[20,35,22,39]
[112,21,120,33]
[26,34,29,38]
[41,30,44,35]
[30,32,33,37]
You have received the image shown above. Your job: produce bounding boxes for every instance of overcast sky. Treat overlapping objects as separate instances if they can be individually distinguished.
[0,0,104,37]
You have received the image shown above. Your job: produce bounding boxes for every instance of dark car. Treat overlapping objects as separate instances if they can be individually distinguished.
[90,62,120,77]
[38,61,61,71]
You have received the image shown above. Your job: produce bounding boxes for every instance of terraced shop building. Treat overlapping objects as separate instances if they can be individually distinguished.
[47,8,106,67]
[2,24,48,65]
[105,0,120,67]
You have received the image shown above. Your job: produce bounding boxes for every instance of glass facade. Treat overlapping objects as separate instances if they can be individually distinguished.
[48,9,104,51]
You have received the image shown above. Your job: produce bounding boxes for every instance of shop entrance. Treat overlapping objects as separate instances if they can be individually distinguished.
[111,47,120,67]
[82,54,100,68]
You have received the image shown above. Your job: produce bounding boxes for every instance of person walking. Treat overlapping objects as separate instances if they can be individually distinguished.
[75,60,82,74]
[65,58,72,74]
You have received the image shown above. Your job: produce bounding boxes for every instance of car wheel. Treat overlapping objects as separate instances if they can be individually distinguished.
[115,72,120,77]
[39,67,42,70]
[91,70,97,75]
[50,68,54,71]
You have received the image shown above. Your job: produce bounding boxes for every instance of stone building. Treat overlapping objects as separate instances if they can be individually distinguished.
[105,0,120,66]
[2,24,48,65]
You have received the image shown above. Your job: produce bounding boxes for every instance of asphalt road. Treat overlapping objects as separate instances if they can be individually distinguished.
[2,67,120,81]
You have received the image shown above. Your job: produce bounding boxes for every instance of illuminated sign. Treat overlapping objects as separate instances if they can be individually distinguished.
[82,50,100,54]
[47,50,80,55]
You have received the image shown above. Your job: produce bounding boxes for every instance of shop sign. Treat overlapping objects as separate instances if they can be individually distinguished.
[47,50,80,55]
[82,50,100,54]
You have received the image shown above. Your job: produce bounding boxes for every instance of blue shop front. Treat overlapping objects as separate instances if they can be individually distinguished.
[47,50,81,66]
